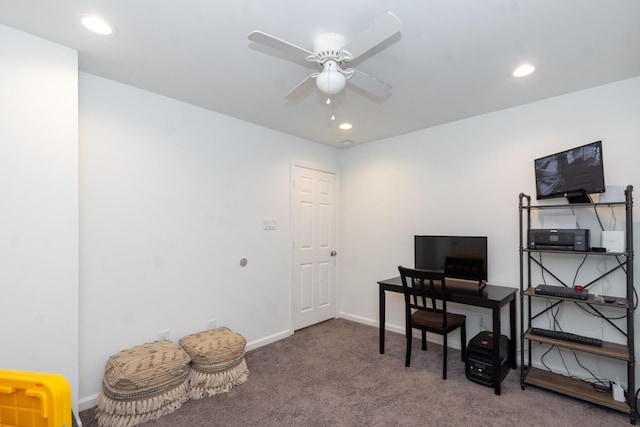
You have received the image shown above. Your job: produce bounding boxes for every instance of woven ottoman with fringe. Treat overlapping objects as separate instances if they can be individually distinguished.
[95,340,192,427]
[179,327,249,399]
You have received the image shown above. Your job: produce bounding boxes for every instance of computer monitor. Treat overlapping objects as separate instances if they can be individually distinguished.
[414,235,488,281]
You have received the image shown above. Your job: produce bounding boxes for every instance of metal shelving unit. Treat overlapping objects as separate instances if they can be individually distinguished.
[519,185,636,424]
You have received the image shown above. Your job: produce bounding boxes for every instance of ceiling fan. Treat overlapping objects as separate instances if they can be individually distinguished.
[248,11,402,101]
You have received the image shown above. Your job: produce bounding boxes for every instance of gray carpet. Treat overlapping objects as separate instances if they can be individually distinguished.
[80,318,631,426]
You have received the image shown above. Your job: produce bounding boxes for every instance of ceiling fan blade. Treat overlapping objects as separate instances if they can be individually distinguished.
[346,69,392,98]
[284,74,317,100]
[248,30,314,60]
[341,11,402,61]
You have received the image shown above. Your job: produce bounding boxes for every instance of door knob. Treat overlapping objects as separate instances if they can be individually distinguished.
[330,250,337,256]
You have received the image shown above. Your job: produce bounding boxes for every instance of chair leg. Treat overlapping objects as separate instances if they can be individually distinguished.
[460,323,467,361]
[442,334,448,380]
[421,330,427,351]
[405,332,412,367]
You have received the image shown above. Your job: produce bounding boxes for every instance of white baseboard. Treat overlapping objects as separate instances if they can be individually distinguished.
[245,328,293,352]
[79,392,99,412]
[337,312,378,328]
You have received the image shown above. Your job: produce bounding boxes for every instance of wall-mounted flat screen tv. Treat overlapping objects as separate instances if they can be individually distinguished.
[414,235,487,281]
[534,140,605,203]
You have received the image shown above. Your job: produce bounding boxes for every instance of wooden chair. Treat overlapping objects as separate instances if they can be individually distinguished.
[398,266,467,379]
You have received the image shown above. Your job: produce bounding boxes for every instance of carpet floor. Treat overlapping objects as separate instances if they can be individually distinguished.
[80,318,632,426]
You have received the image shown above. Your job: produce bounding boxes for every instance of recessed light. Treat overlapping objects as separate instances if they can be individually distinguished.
[339,123,352,130]
[513,64,535,77]
[81,15,118,37]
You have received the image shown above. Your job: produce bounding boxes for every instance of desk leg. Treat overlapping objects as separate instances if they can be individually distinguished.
[379,285,385,354]
[492,306,502,395]
[509,298,517,369]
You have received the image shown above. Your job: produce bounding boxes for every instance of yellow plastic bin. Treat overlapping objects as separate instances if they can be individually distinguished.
[0,369,71,427]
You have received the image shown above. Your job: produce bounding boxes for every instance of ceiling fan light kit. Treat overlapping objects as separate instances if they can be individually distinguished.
[316,60,346,95]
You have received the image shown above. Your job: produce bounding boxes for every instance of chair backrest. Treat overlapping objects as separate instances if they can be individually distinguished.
[444,256,483,281]
[398,266,448,316]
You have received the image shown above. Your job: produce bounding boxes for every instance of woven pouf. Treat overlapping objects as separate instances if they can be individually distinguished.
[95,340,191,427]
[179,327,249,399]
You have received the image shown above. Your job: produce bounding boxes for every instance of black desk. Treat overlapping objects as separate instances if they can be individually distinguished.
[378,276,517,395]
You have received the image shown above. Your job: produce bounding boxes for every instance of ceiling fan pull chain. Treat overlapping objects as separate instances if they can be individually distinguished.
[330,95,336,121]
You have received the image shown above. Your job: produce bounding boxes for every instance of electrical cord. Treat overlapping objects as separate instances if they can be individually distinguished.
[595,204,636,309]
[537,300,612,395]
[572,302,626,320]
[537,252,547,286]
[571,253,588,287]
[537,243,633,319]
[538,343,612,393]
[534,343,627,398]
[593,204,606,231]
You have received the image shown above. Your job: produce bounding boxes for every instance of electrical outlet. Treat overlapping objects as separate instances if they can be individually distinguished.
[158,329,170,341]
[208,319,217,329]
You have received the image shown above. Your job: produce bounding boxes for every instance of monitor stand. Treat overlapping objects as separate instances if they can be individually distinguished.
[565,192,592,204]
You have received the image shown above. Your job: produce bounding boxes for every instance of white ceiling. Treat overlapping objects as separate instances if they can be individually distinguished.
[1,1,639,148]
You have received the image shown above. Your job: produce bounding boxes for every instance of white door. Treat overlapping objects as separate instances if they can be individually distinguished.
[292,165,337,330]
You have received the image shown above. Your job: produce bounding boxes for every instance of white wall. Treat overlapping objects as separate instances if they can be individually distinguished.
[338,76,640,387]
[78,73,339,407]
[0,25,79,411]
